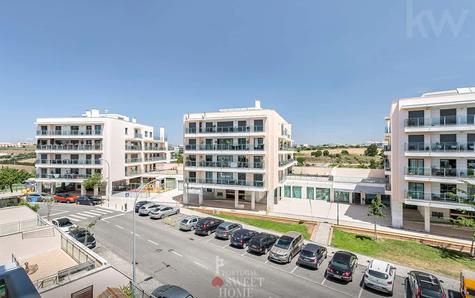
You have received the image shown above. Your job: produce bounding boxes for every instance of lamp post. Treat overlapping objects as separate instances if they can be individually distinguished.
[100,158,111,201]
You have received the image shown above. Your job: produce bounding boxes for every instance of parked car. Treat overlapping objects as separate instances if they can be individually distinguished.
[150,206,180,219]
[325,251,358,282]
[194,217,224,236]
[69,228,96,249]
[151,285,193,298]
[268,232,304,264]
[138,203,161,216]
[76,195,102,206]
[53,193,79,203]
[135,200,151,213]
[25,193,43,203]
[215,222,242,240]
[230,229,258,248]
[460,270,475,298]
[363,259,396,295]
[52,217,76,232]
[247,233,278,255]
[179,216,200,231]
[296,243,327,269]
[407,271,445,298]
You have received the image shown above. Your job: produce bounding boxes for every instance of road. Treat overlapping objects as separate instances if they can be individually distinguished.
[38,203,458,298]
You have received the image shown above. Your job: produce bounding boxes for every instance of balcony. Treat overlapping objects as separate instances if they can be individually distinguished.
[404,167,471,178]
[144,146,167,151]
[36,130,102,136]
[185,144,265,151]
[185,161,264,169]
[186,178,264,188]
[125,170,143,177]
[125,145,142,151]
[405,191,473,204]
[405,142,475,153]
[404,115,475,128]
[279,159,295,166]
[144,156,166,162]
[36,144,102,151]
[125,158,142,163]
[383,144,391,151]
[279,145,295,151]
[134,133,143,139]
[36,159,102,165]
[36,173,92,180]
[185,125,264,134]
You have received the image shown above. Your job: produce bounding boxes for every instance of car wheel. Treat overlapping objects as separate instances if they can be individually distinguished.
[287,255,291,263]
[90,202,93,206]
[265,247,269,254]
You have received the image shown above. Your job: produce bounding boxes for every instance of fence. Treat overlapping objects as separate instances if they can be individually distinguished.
[60,233,101,267]
[0,217,48,236]
[33,260,95,290]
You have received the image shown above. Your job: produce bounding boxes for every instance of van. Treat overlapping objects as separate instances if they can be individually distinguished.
[268,231,304,263]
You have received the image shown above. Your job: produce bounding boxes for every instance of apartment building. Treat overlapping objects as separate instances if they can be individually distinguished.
[35,109,173,195]
[385,87,475,232]
[182,100,295,212]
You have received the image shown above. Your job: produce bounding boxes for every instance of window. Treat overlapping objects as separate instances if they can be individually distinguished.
[408,182,424,199]
[468,160,475,177]
[254,120,264,132]
[408,159,424,175]
[307,187,315,200]
[440,108,456,125]
[407,135,425,151]
[468,108,475,124]
[431,212,444,219]
[335,191,349,203]
[407,110,425,126]
[125,128,128,135]
[284,186,291,197]
[145,131,148,137]
[292,186,302,199]
[315,188,330,201]
[205,172,213,183]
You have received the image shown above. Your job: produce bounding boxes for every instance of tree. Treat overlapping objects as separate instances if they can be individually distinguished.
[322,150,329,157]
[314,150,322,157]
[341,149,349,155]
[176,153,183,164]
[450,184,475,255]
[368,195,385,240]
[368,159,378,169]
[0,167,32,192]
[296,157,305,166]
[83,172,103,190]
[18,200,40,212]
[364,144,379,157]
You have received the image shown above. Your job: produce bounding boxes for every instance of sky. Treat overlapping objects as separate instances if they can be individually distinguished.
[0,0,474,145]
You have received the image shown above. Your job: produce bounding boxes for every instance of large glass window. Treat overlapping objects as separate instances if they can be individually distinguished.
[468,160,475,177]
[292,186,302,199]
[408,159,424,175]
[284,186,291,198]
[335,191,350,203]
[307,187,315,200]
[408,182,424,199]
[439,108,457,125]
[315,188,330,201]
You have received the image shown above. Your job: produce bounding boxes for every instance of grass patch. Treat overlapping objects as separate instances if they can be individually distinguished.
[213,213,311,239]
[332,228,475,278]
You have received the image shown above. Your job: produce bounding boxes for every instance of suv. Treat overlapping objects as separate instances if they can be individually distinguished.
[247,233,278,255]
[407,271,445,298]
[179,216,200,231]
[268,232,304,263]
[138,203,161,216]
[363,259,396,295]
[135,201,151,213]
[297,243,327,269]
[215,222,242,240]
[52,217,76,232]
[230,229,258,248]
[53,193,79,203]
[69,228,96,249]
[326,251,358,282]
[194,217,224,236]
[76,195,102,206]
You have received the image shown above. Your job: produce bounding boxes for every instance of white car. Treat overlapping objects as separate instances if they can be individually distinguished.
[363,259,396,295]
[138,203,162,216]
[52,217,77,232]
[150,206,180,219]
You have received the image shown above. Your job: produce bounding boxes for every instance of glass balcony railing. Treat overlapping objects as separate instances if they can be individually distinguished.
[125,158,142,163]
[36,159,102,165]
[36,130,102,136]
[125,170,143,176]
[185,178,264,187]
[144,146,167,151]
[36,173,92,179]
[185,125,265,134]
[185,161,264,169]
[279,145,295,151]
[36,144,102,151]
[125,145,142,150]
[405,191,472,204]
[404,167,469,177]
[144,156,166,162]
[383,144,391,151]
[279,159,295,166]
[405,142,475,152]
[185,144,265,151]
[404,115,475,128]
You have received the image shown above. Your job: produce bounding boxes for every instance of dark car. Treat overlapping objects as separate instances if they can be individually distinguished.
[247,233,278,254]
[76,195,102,206]
[326,251,358,282]
[215,222,242,240]
[194,217,224,236]
[230,229,258,249]
[69,228,96,249]
[135,200,151,213]
[407,271,445,298]
[151,285,193,298]
[297,243,327,269]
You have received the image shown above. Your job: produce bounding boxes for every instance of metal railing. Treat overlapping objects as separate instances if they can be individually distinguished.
[185,125,264,134]
[404,167,470,178]
[405,142,475,152]
[185,161,264,169]
[405,115,475,127]
[33,261,95,290]
[36,173,92,179]
[36,159,102,165]
[279,159,295,166]
[186,178,264,187]
[36,130,102,136]
[36,144,102,151]
[0,217,48,236]
[185,144,265,151]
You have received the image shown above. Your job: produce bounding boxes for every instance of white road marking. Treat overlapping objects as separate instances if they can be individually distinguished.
[192,261,208,270]
[82,211,103,216]
[46,211,69,217]
[129,232,141,237]
[240,251,248,256]
[147,239,159,246]
[321,278,326,285]
[67,214,87,220]
[97,208,114,213]
[290,266,298,274]
[76,213,94,218]
[207,237,215,242]
[264,260,269,264]
[222,244,229,249]
[101,213,125,220]
[103,219,110,223]
[90,209,110,214]
[357,286,364,298]
[171,250,183,257]
[115,224,125,230]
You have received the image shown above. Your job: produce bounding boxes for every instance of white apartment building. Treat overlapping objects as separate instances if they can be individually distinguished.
[182,100,296,211]
[35,109,173,195]
[386,87,475,232]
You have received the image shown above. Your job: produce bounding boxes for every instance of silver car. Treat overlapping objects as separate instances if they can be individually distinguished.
[179,216,200,231]
[150,206,180,219]
[138,203,161,216]
[268,232,304,264]
[215,222,242,240]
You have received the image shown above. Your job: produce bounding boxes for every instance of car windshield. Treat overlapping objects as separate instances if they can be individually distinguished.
[418,274,441,295]
[331,254,351,271]
[368,270,388,279]
[181,219,190,224]
[300,250,316,257]
[57,218,72,226]
[217,226,226,231]
[274,237,292,249]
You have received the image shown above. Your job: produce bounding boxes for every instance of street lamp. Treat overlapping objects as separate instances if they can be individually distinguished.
[100,158,111,200]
